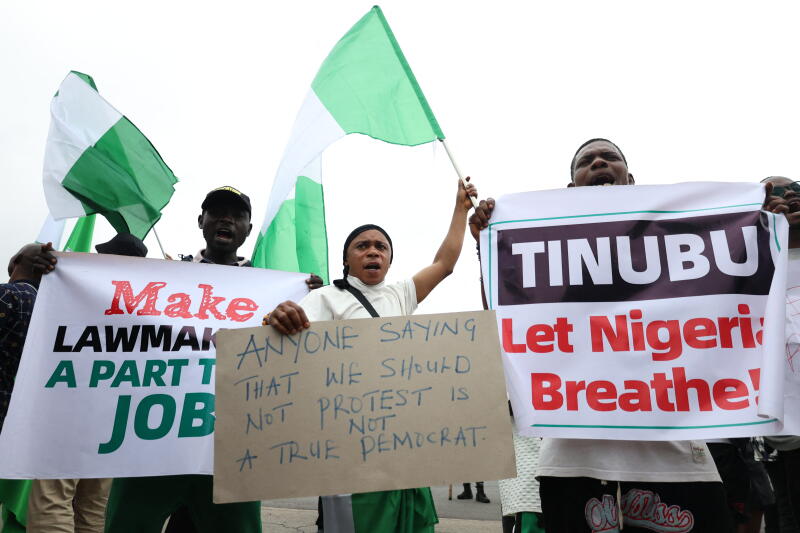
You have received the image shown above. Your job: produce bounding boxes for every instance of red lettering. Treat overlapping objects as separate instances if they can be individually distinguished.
[629,309,646,351]
[684,318,717,349]
[164,293,193,318]
[673,367,712,411]
[502,319,526,353]
[553,317,575,353]
[649,373,676,411]
[526,324,554,353]
[566,380,586,411]
[590,315,629,352]
[718,316,739,348]
[531,373,562,410]
[619,380,652,412]
[104,281,166,316]
[646,320,682,361]
[227,298,258,322]
[738,304,756,348]
[194,284,226,320]
[713,379,749,410]
[586,380,617,411]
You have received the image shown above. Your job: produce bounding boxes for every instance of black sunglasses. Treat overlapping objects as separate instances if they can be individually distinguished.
[771,181,800,197]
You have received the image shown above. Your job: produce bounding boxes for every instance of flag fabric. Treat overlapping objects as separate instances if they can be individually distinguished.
[63,214,96,253]
[252,5,444,284]
[42,71,177,240]
[35,213,66,249]
[324,489,438,533]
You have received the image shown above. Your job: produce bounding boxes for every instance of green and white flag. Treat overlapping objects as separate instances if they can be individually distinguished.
[43,71,177,240]
[252,5,444,284]
[36,213,96,252]
[63,214,96,253]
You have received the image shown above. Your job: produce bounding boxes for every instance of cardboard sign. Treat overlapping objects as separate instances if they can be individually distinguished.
[213,310,515,503]
[481,182,790,440]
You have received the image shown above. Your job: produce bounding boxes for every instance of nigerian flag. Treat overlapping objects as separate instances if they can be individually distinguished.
[35,213,95,252]
[42,71,177,240]
[63,214,96,253]
[252,5,444,285]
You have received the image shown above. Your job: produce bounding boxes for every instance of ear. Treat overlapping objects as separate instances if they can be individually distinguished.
[197,213,204,229]
[627,173,635,185]
[246,223,252,237]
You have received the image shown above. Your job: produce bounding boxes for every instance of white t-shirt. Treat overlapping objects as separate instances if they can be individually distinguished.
[299,275,418,321]
[536,438,721,482]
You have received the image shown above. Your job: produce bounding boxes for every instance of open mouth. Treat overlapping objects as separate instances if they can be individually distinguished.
[364,262,381,270]
[216,228,234,240]
[590,173,616,186]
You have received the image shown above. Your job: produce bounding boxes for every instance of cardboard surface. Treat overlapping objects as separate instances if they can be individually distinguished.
[214,310,515,503]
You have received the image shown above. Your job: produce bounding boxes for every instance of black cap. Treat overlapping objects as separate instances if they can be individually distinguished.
[95,233,148,257]
[201,186,252,216]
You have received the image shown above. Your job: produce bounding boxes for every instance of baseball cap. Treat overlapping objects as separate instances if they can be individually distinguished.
[95,233,148,257]
[201,186,252,216]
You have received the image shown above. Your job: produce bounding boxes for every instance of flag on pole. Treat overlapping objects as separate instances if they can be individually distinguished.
[35,213,66,249]
[252,5,444,284]
[63,214,96,253]
[42,71,178,240]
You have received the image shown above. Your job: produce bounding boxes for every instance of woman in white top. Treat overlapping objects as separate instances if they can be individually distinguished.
[265,178,476,533]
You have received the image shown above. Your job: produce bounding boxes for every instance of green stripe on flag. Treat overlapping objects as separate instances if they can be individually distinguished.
[61,117,177,239]
[253,177,329,284]
[63,214,96,252]
[351,488,438,532]
[311,6,443,145]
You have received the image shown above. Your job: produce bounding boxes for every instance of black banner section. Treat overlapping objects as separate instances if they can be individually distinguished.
[497,211,774,305]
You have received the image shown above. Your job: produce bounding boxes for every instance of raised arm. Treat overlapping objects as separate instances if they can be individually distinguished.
[412,178,477,303]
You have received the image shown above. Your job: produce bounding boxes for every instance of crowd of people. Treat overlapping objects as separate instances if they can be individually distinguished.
[0,139,799,532]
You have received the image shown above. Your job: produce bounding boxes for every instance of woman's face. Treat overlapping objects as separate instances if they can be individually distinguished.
[345,229,392,285]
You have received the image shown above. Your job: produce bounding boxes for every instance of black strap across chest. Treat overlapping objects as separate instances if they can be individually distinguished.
[341,284,380,318]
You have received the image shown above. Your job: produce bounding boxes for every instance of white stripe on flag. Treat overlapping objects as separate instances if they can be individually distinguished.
[43,72,122,218]
[261,89,344,234]
[35,213,66,248]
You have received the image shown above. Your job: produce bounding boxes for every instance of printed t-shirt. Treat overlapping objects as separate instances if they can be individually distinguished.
[299,275,417,320]
[536,438,721,483]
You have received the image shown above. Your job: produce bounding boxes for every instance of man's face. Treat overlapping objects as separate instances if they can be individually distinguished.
[764,176,800,212]
[198,200,252,255]
[571,140,633,187]
[344,229,392,286]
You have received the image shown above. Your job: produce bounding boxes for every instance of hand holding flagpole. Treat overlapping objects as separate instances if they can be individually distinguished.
[440,139,479,209]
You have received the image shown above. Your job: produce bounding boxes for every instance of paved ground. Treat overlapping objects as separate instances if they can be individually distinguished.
[264,481,502,521]
[261,507,499,532]
[263,481,503,531]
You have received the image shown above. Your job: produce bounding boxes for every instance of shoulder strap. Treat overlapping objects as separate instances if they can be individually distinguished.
[341,284,380,318]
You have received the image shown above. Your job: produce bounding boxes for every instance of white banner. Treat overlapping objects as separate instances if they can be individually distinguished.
[481,182,790,440]
[0,253,308,478]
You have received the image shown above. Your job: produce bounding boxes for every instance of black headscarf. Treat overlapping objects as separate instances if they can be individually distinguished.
[333,224,393,289]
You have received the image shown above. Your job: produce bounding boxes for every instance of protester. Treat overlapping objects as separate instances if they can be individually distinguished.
[104,186,321,533]
[457,482,489,503]
[706,438,774,532]
[26,233,147,533]
[497,404,543,533]
[0,242,57,532]
[265,178,477,533]
[469,139,732,532]
[762,176,800,532]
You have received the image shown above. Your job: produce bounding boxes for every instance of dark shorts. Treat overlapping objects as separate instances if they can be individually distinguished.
[539,476,733,532]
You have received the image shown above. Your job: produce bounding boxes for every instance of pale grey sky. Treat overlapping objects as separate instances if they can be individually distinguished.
[1,0,799,314]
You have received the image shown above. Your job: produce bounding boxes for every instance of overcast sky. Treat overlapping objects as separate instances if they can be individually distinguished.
[2,0,799,315]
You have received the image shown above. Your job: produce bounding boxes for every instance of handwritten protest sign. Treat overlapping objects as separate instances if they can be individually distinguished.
[0,252,308,478]
[481,182,790,440]
[213,310,515,503]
